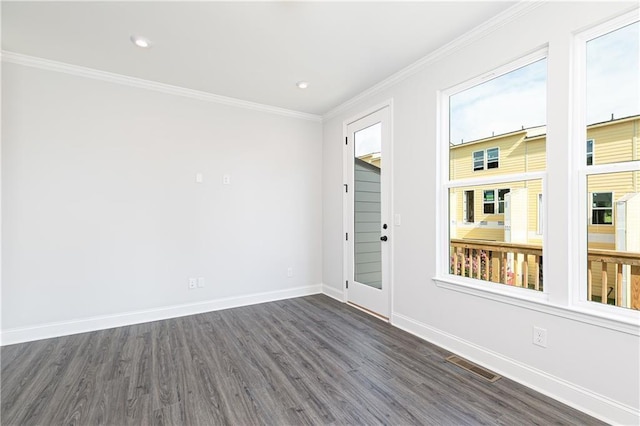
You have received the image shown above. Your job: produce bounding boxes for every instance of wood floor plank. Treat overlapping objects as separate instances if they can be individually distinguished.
[1,294,606,425]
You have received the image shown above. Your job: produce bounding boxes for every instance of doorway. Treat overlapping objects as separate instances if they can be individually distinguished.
[344,106,391,318]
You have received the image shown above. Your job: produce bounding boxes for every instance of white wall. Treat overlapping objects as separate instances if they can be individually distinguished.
[2,62,323,340]
[323,2,639,424]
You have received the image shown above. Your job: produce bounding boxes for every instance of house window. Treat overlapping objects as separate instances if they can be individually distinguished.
[483,190,495,214]
[464,190,475,223]
[444,50,547,292]
[473,151,484,171]
[497,188,510,214]
[590,192,613,225]
[482,188,510,214]
[576,16,639,312]
[487,148,500,169]
[472,148,499,171]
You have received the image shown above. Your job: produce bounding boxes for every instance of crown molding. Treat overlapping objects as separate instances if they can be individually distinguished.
[322,1,546,122]
[1,51,322,123]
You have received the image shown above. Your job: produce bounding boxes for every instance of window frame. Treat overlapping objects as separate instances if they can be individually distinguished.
[586,139,594,166]
[436,48,549,303]
[473,150,485,171]
[487,147,500,169]
[483,189,496,214]
[572,11,640,320]
[472,148,500,172]
[589,191,614,226]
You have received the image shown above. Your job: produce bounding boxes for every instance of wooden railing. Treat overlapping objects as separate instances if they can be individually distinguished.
[450,239,543,290]
[450,239,640,309]
[588,249,640,309]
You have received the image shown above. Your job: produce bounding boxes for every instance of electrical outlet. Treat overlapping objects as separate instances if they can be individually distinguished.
[188,278,197,290]
[287,267,293,278]
[533,326,547,348]
[197,277,205,288]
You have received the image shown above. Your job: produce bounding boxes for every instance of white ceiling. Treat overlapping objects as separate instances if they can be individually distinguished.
[2,1,517,116]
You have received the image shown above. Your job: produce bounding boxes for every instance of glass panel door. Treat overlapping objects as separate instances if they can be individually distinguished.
[354,123,382,289]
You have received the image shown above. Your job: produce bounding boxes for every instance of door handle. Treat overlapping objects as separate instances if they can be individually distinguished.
[380,236,388,241]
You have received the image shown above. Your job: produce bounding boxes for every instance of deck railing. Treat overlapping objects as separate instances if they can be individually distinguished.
[587,249,640,309]
[450,239,640,309]
[450,239,543,290]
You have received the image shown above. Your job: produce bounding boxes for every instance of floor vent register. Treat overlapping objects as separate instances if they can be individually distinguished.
[446,355,502,383]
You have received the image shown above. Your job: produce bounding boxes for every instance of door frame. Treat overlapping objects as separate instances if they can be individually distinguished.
[342,99,394,320]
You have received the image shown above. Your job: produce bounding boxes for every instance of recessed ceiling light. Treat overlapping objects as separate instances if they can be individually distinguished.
[296,81,309,89]
[130,35,152,48]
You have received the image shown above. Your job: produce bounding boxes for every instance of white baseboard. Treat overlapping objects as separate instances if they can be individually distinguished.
[391,312,639,426]
[321,284,345,302]
[1,284,322,346]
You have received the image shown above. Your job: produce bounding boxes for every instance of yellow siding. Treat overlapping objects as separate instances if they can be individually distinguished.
[525,138,545,172]
[589,119,639,166]
[450,117,640,247]
[450,133,527,180]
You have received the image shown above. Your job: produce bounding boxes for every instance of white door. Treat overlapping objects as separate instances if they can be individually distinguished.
[345,106,391,318]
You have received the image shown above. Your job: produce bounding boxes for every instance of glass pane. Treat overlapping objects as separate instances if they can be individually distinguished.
[449,179,543,291]
[585,20,640,311]
[586,171,640,310]
[354,122,382,289]
[586,21,639,166]
[449,58,547,180]
[473,151,484,171]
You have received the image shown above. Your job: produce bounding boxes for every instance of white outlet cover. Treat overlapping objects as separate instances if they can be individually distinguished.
[188,278,197,289]
[533,326,547,348]
[223,174,231,185]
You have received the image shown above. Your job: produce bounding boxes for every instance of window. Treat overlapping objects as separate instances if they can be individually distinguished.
[444,51,547,293]
[483,190,495,214]
[576,16,639,312]
[487,148,500,169]
[472,148,499,171]
[464,190,475,223]
[498,188,510,213]
[481,188,510,214]
[473,151,484,171]
[590,192,613,225]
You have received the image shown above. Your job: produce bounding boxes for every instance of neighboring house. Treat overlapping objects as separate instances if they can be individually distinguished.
[449,114,640,301]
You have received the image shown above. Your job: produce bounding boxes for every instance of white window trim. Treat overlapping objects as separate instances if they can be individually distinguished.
[571,10,640,324]
[435,13,640,334]
[436,48,550,304]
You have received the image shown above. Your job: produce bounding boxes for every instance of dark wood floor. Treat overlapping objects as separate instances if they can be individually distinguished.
[2,294,603,425]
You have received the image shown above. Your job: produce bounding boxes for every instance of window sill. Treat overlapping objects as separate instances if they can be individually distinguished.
[433,275,640,336]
